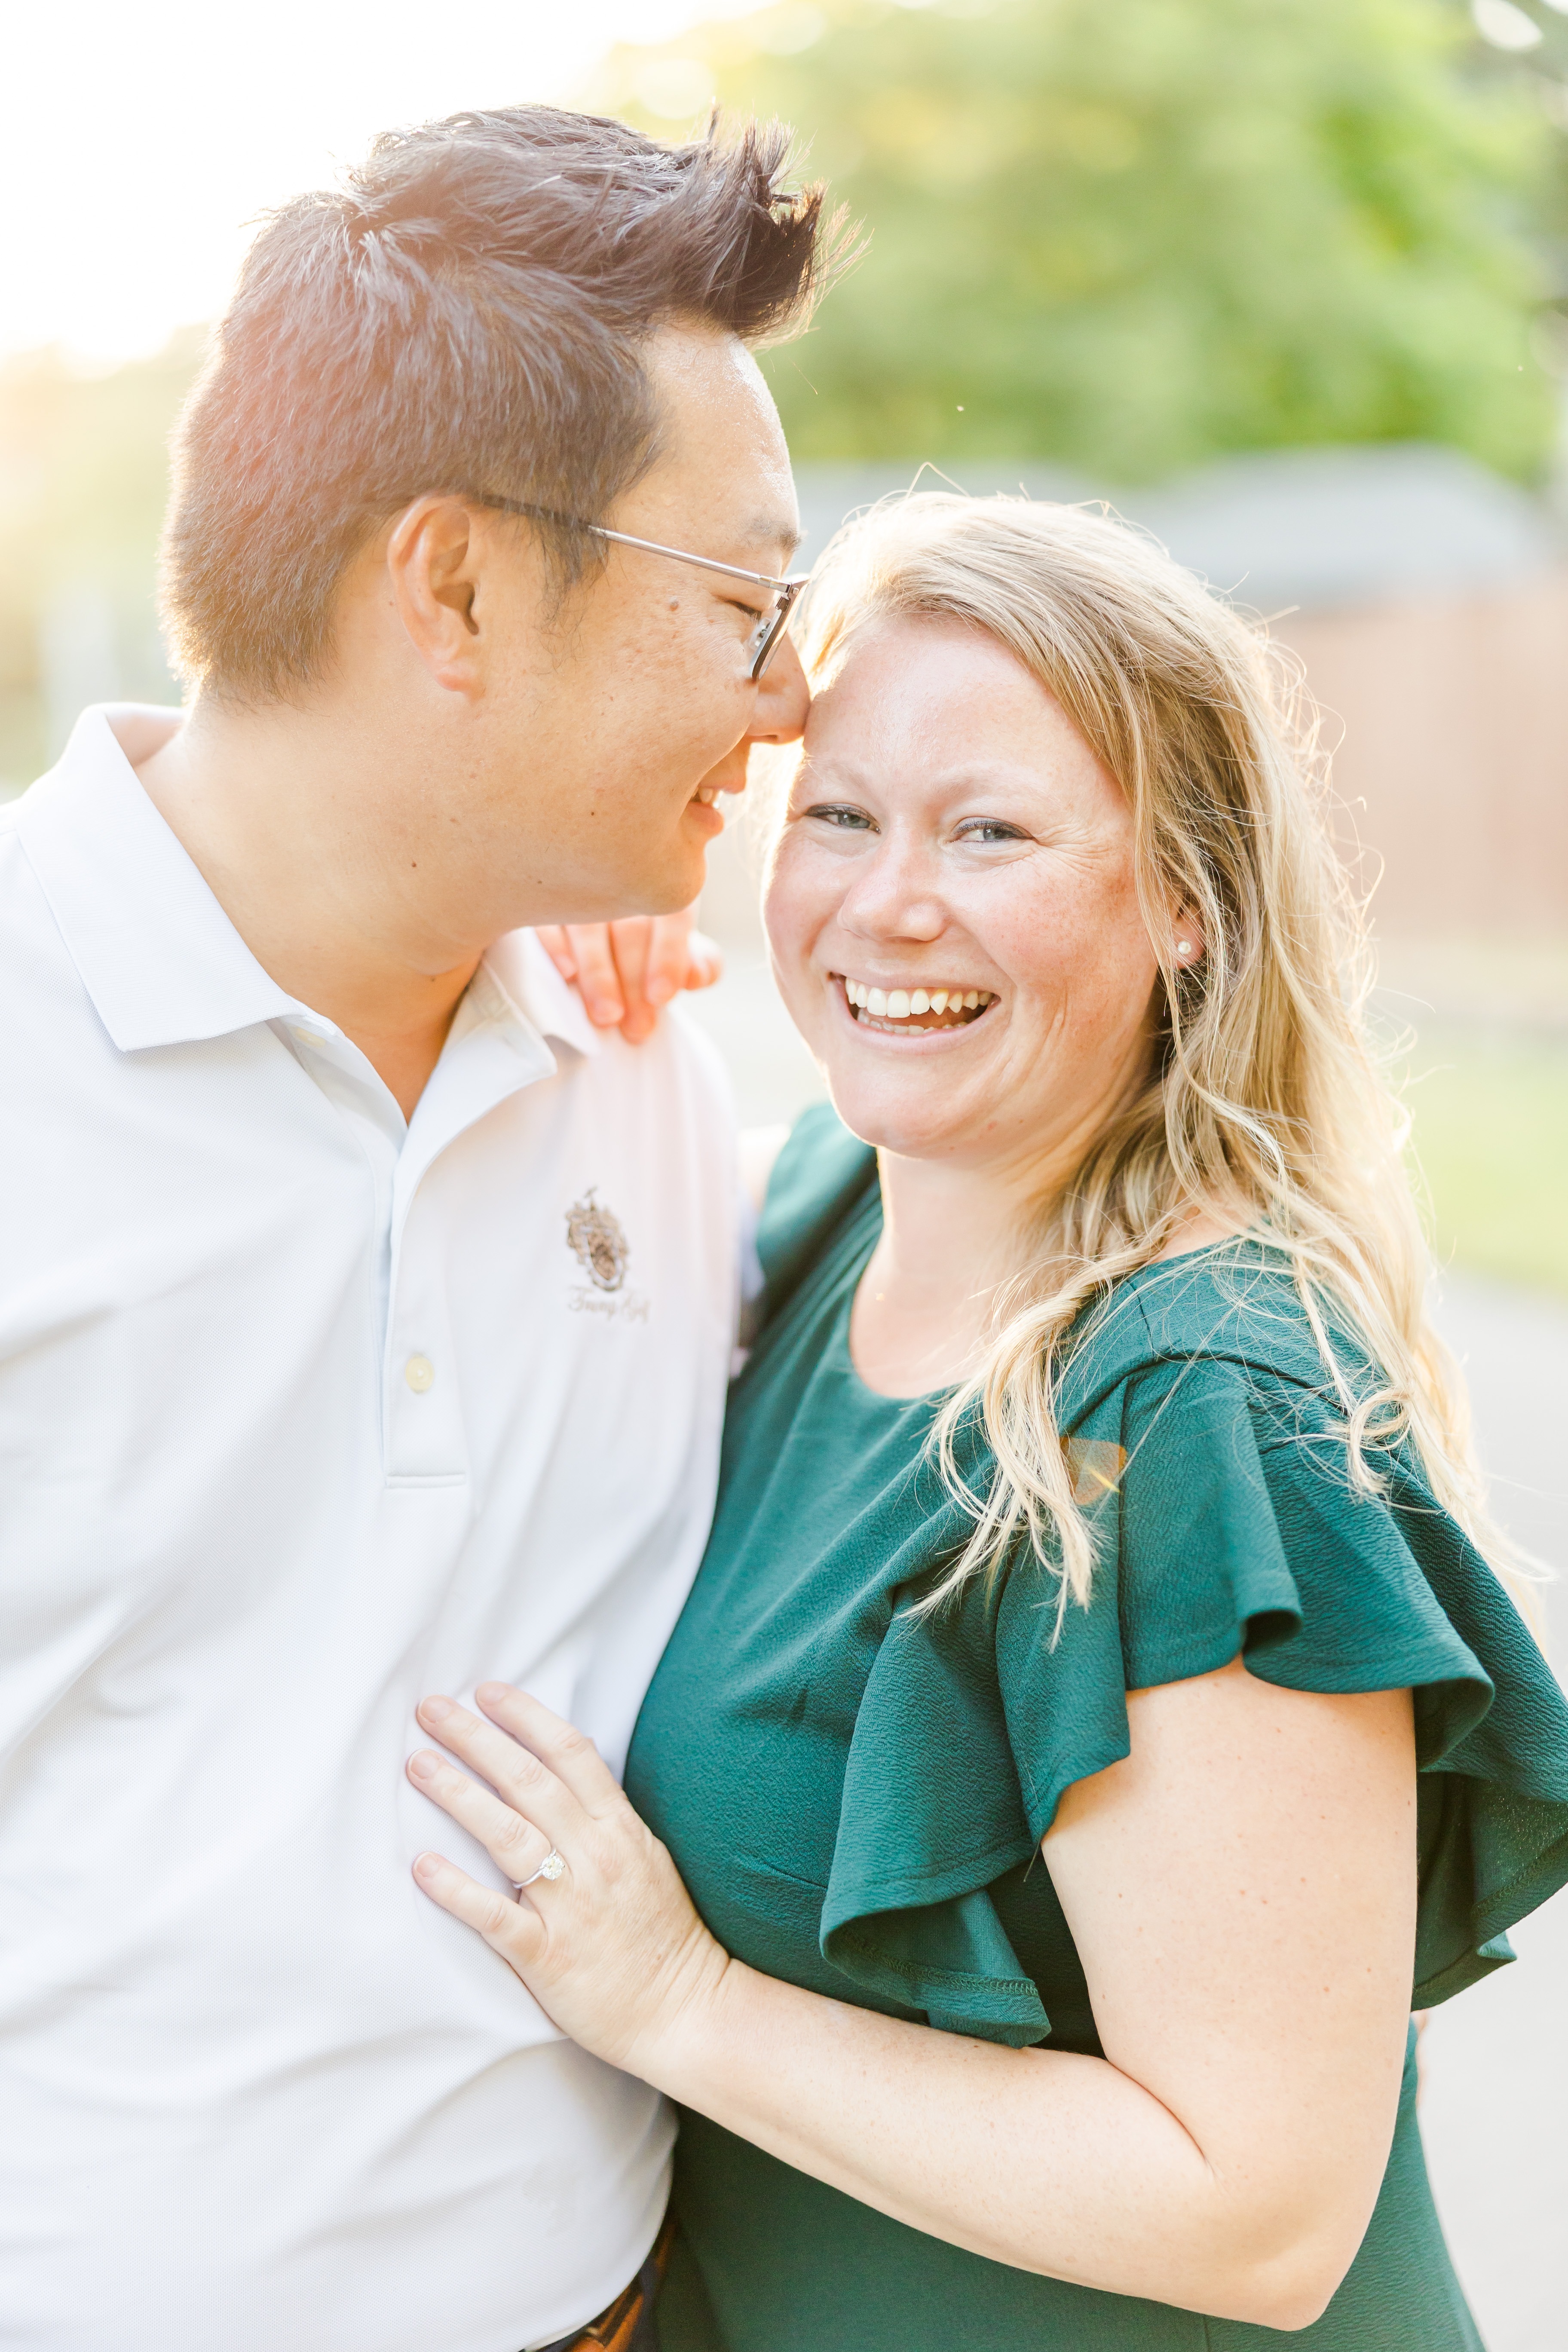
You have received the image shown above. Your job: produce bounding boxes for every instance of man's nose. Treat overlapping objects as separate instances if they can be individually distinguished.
[745,630,808,745]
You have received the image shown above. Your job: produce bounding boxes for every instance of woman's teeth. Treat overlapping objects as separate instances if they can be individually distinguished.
[842,978,995,1029]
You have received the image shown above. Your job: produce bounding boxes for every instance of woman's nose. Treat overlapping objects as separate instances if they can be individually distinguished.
[746,631,808,745]
[840,841,947,942]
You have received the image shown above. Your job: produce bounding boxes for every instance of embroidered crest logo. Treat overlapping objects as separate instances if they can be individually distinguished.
[565,1190,630,1293]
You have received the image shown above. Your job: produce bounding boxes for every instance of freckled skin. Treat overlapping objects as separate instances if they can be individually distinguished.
[764,615,1164,1183]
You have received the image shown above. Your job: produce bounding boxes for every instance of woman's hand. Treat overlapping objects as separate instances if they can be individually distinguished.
[406,1669,1416,2328]
[536,911,723,1045]
[407,1685,730,2077]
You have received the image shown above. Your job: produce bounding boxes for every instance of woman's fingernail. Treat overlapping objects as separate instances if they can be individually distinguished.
[413,1852,442,1881]
[408,1750,440,1780]
[475,1682,509,1706]
[420,1695,454,1723]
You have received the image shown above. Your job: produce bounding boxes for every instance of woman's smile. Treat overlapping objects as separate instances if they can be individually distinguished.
[766,613,1158,1169]
[832,972,999,1038]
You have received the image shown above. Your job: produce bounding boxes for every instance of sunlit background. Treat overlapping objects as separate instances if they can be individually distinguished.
[3,3,1565,2340]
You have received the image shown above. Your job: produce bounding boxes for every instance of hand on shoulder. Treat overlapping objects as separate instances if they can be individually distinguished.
[537,908,723,1044]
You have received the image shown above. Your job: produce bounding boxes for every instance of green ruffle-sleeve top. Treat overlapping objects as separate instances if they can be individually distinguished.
[626,1108,1568,2352]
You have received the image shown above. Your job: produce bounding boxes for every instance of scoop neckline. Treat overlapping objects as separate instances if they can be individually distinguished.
[836,1217,1266,1409]
[833,1199,957,1410]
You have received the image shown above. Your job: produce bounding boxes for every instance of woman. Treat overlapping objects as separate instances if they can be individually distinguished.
[405,495,1568,2347]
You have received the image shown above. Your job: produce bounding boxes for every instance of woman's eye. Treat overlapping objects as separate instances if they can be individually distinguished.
[804,802,876,831]
[956,818,1028,844]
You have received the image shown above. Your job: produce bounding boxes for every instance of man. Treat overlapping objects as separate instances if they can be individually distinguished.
[0,107,833,2352]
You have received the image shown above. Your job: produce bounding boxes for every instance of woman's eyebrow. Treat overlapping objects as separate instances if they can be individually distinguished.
[796,755,1045,790]
[911,766,1051,800]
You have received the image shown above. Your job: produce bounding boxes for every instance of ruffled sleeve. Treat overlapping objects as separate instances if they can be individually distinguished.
[816,1286,1568,2046]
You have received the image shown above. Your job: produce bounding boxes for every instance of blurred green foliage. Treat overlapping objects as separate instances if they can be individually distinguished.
[2,0,1563,790]
[595,0,1561,480]
[0,334,202,782]
[1408,1026,1568,1297]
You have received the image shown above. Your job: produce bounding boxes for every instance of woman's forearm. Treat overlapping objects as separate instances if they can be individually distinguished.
[642,1955,1334,2329]
[407,1676,1411,2334]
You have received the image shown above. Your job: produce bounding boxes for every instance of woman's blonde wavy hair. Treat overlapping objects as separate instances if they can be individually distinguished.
[787,491,1519,1624]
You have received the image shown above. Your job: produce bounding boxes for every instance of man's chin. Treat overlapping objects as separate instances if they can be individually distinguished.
[532,854,707,930]
[656,824,714,910]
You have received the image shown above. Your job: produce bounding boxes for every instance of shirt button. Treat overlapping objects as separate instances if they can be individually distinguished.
[404,1354,435,1394]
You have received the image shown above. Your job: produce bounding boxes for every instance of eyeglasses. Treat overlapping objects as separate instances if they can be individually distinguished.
[474,496,811,681]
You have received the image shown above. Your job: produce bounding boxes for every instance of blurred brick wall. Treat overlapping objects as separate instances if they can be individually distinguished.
[1280,571,1568,936]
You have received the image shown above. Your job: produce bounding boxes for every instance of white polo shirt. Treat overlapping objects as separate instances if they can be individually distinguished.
[0,708,738,2352]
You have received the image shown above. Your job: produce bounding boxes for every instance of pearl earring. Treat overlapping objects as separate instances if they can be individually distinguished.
[1175,938,1195,959]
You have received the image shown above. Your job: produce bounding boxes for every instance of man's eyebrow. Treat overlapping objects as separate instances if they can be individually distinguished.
[751,516,803,567]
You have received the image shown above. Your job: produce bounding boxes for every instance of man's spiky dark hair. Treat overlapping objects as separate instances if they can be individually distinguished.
[162,106,839,700]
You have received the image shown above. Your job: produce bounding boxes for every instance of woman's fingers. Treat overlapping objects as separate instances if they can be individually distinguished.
[533,924,576,982]
[406,1746,559,1890]
[407,1693,732,2077]
[617,912,723,1036]
[412,1849,546,1974]
[605,918,658,1044]
[474,1683,628,1817]
[414,1694,591,1851]
[683,927,724,992]
[642,911,695,1009]
[536,910,717,1043]
[561,924,627,1028]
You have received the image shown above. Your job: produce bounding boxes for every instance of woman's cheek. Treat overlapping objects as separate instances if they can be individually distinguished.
[986,861,1145,999]
[762,844,833,1029]
[760,849,803,968]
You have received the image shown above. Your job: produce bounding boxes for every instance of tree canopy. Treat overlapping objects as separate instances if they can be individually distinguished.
[593,0,1559,481]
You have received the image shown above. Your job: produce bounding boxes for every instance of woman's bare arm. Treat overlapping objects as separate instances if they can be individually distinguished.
[407,1661,1415,2331]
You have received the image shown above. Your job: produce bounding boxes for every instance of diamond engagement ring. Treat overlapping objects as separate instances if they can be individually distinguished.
[517,1848,565,1889]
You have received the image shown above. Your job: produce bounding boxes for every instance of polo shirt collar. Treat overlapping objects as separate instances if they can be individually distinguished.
[483,929,602,1060]
[15,706,299,1053]
[16,705,603,1064]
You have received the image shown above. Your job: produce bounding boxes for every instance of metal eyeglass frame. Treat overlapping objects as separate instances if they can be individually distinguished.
[474,496,811,681]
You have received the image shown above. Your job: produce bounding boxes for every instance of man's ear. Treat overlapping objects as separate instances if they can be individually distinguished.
[385,496,487,698]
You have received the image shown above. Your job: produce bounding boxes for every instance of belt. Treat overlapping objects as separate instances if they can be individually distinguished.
[532,2217,673,2352]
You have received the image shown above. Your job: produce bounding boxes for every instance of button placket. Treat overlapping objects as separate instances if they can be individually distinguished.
[377,994,555,1486]
[385,1204,466,1486]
